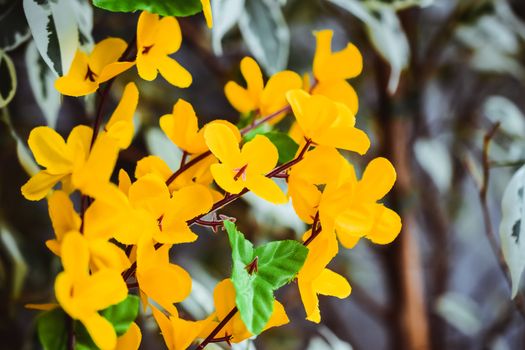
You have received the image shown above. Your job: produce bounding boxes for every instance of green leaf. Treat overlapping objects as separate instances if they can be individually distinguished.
[37,308,68,350]
[92,0,203,17]
[101,294,140,336]
[224,221,307,335]
[500,164,525,298]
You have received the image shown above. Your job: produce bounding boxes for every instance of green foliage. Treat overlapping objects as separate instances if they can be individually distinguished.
[37,308,68,350]
[244,127,299,164]
[225,221,307,335]
[101,294,140,336]
[92,0,203,17]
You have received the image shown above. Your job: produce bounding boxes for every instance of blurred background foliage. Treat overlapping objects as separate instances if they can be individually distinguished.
[2,0,525,349]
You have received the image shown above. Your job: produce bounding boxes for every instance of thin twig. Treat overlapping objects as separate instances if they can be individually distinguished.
[466,122,525,319]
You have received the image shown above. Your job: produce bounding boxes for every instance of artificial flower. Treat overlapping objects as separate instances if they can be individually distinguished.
[55,38,134,97]
[225,57,302,122]
[136,11,191,87]
[204,122,287,204]
[55,232,127,350]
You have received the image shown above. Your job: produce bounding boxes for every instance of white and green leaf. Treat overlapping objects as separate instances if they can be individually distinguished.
[0,49,17,108]
[500,164,525,298]
[211,0,245,55]
[0,0,31,51]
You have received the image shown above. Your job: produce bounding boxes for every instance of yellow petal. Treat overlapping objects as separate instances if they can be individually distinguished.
[106,82,139,149]
[155,16,182,54]
[201,0,213,28]
[204,122,241,165]
[358,157,396,202]
[241,57,264,103]
[313,268,351,298]
[154,222,198,245]
[21,171,65,201]
[224,81,256,114]
[128,174,171,219]
[66,125,93,162]
[89,240,130,272]
[28,126,73,174]
[88,38,128,75]
[298,279,320,323]
[316,126,370,154]
[313,80,358,115]
[76,268,127,311]
[212,279,252,342]
[160,99,207,154]
[136,54,158,81]
[115,322,142,350]
[167,184,213,221]
[137,11,159,49]
[138,265,192,315]
[81,313,118,350]
[288,177,321,223]
[135,155,173,181]
[54,272,77,317]
[210,163,245,194]
[152,305,175,349]
[260,70,302,118]
[313,30,362,82]
[157,56,192,88]
[367,205,402,245]
[245,175,287,204]
[242,135,278,174]
[263,300,289,331]
[48,190,81,240]
[60,231,89,277]
[335,204,376,238]
[118,169,132,195]
[98,61,135,83]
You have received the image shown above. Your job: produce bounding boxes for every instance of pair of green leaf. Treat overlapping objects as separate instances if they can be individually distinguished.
[224,221,308,335]
[92,0,203,17]
[37,295,139,350]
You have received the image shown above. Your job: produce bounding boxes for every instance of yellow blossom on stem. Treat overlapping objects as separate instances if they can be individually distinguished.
[152,306,215,350]
[136,11,191,87]
[211,279,289,343]
[55,38,134,97]
[286,89,370,154]
[54,232,127,350]
[115,322,142,350]
[311,29,363,114]
[204,122,287,204]
[136,239,192,315]
[298,229,351,323]
[320,157,402,248]
[224,57,302,122]
[21,125,119,201]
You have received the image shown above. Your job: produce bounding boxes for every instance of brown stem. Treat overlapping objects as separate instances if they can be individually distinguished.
[195,307,238,350]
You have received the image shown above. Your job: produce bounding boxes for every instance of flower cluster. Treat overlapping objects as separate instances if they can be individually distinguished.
[23,9,401,350]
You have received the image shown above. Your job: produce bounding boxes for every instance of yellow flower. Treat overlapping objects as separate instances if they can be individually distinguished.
[225,57,302,121]
[152,306,215,350]
[46,191,130,272]
[286,89,370,154]
[201,0,213,28]
[55,38,134,97]
[288,146,354,224]
[204,122,287,204]
[86,174,212,245]
[211,279,289,343]
[320,157,402,248]
[21,126,119,201]
[311,30,362,114]
[298,230,351,323]
[54,232,127,350]
[136,239,192,316]
[104,82,139,149]
[136,11,191,87]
